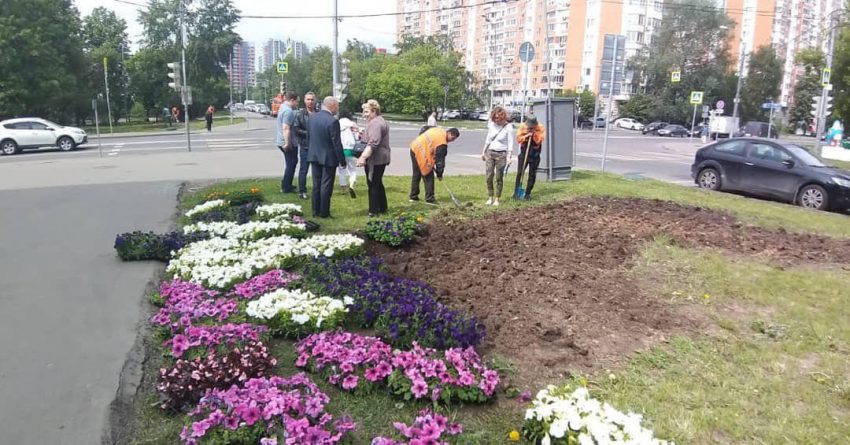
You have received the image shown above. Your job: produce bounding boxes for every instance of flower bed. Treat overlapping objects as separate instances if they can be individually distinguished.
[523,385,673,445]
[371,409,463,445]
[255,203,303,220]
[231,269,301,300]
[304,258,484,349]
[157,340,277,411]
[151,279,242,332]
[180,374,356,445]
[183,219,307,241]
[364,213,424,247]
[165,323,266,359]
[296,332,499,404]
[166,234,364,290]
[246,289,351,338]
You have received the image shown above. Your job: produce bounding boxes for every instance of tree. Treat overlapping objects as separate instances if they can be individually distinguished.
[309,46,334,99]
[82,7,130,123]
[0,0,89,122]
[628,0,734,123]
[740,45,783,121]
[789,48,825,129]
[617,93,653,122]
[830,23,850,124]
[557,89,596,118]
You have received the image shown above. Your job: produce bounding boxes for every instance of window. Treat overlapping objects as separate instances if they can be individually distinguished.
[713,140,747,156]
[749,143,791,162]
[638,15,645,25]
[29,122,49,130]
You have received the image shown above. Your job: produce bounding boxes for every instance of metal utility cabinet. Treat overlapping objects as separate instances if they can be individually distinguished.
[531,98,575,180]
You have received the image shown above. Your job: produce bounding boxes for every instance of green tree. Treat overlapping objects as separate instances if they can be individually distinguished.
[309,46,334,99]
[82,7,130,123]
[557,89,596,118]
[629,0,734,123]
[0,0,89,122]
[740,45,783,121]
[830,22,850,123]
[617,93,653,122]
[126,48,175,116]
[789,48,825,130]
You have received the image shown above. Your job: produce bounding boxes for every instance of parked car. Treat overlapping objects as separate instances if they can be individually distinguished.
[691,138,850,211]
[735,121,778,138]
[591,117,607,128]
[657,124,690,137]
[256,104,270,115]
[477,110,490,121]
[0,118,87,155]
[642,121,668,135]
[443,110,461,119]
[614,118,644,130]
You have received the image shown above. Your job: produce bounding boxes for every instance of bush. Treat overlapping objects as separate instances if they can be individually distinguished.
[364,213,424,247]
[156,340,276,411]
[114,231,207,262]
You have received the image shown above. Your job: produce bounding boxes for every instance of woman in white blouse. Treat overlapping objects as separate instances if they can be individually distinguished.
[480,106,514,206]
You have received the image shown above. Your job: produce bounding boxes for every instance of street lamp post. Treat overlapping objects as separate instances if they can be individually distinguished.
[732,42,745,122]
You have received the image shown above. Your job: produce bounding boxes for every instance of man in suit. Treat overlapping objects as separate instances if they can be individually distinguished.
[307,96,346,218]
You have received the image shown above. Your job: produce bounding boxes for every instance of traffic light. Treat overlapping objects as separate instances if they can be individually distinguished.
[167,62,182,91]
[811,95,833,117]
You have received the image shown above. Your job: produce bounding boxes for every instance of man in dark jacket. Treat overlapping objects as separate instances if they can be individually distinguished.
[292,91,319,200]
[307,97,346,218]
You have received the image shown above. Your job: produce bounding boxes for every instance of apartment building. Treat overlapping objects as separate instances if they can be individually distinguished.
[258,39,309,73]
[229,41,256,91]
[397,0,843,106]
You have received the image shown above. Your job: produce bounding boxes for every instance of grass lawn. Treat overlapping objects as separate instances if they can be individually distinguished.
[131,172,850,444]
[82,113,245,134]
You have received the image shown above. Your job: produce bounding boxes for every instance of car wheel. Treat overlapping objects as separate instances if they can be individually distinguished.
[58,136,75,151]
[697,168,721,191]
[797,184,828,210]
[1,139,19,155]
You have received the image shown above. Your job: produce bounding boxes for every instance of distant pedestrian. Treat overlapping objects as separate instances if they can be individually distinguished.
[336,111,360,199]
[205,105,215,132]
[356,99,391,217]
[172,106,180,124]
[276,92,300,193]
[409,127,460,204]
[480,105,514,206]
[163,106,171,126]
[427,111,437,127]
[293,91,320,200]
[307,97,347,218]
[513,115,545,201]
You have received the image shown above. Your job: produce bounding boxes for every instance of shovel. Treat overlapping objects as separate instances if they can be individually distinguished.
[438,177,462,208]
[514,137,533,199]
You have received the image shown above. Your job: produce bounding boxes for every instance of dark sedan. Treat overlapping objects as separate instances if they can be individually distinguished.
[691,138,850,211]
[657,124,689,137]
[642,121,668,135]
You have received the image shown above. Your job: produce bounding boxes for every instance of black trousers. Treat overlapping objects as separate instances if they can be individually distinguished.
[310,163,337,218]
[515,149,541,196]
[278,146,298,193]
[409,151,435,202]
[367,164,388,214]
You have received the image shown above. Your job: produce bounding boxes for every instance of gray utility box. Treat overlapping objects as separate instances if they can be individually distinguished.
[530,98,575,181]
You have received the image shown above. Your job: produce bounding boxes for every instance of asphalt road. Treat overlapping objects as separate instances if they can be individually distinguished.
[0,113,699,443]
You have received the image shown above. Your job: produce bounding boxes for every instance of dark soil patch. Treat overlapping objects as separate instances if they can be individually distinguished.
[371,197,850,388]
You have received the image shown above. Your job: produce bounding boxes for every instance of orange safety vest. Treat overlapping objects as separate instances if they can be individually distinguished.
[409,127,448,176]
[516,123,545,148]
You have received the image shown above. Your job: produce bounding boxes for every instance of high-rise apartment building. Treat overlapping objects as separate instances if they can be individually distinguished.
[259,39,309,73]
[397,0,842,109]
[229,41,256,91]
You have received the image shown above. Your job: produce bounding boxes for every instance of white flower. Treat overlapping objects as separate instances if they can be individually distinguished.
[246,288,348,330]
[256,203,302,220]
[185,199,227,218]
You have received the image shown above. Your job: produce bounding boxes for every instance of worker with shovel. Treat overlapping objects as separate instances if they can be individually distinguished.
[513,115,546,200]
[409,127,461,204]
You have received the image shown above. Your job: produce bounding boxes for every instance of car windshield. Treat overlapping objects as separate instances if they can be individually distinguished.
[783,144,827,167]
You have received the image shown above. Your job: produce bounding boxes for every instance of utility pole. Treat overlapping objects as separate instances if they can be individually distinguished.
[229,52,234,125]
[103,56,114,135]
[817,24,838,143]
[179,0,191,152]
[601,36,620,173]
[732,42,745,122]
[332,0,340,100]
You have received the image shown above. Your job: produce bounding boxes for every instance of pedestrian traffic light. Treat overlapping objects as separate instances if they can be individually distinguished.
[811,95,833,117]
[167,62,182,91]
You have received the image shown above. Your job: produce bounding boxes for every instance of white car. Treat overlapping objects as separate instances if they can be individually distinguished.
[614,118,644,130]
[0,118,88,155]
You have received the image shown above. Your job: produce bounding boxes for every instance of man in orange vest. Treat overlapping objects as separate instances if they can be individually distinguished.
[514,115,545,200]
[409,127,460,203]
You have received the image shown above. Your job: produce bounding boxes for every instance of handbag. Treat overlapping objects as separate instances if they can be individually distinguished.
[351,141,367,158]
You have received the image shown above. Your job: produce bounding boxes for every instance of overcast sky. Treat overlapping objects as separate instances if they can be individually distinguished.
[73,0,398,52]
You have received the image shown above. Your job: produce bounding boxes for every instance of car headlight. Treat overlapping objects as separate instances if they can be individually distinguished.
[832,177,850,188]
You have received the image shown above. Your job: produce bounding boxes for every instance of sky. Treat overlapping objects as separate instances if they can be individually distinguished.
[74,0,398,52]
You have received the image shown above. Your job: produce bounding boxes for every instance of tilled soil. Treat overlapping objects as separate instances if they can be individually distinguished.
[373,197,850,387]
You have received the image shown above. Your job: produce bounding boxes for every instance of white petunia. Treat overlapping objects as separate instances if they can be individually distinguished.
[185,199,228,218]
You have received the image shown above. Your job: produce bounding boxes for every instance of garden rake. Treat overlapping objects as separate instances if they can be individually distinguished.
[439,177,462,208]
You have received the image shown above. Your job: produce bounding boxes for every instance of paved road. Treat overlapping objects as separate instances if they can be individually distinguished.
[0,182,179,444]
[0,114,700,444]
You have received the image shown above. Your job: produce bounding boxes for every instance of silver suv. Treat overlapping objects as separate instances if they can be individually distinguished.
[0,118,88,155]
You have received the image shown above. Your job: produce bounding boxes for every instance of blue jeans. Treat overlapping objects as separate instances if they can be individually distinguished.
[298,146,310,193]
[279,146,298,192]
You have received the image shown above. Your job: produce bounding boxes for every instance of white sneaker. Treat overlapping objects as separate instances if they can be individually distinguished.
[485,197,494,205]
[493,198,500,206]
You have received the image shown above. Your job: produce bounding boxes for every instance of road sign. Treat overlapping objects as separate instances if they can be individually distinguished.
[689,91,704,105]
[671,70,681,83]
[519,42,535,62]
[761,102,782,110]
[822,68,831,86]
[443,84,450,94]
[276,61,289,74]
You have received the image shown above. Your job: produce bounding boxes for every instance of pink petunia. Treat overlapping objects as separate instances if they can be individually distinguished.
[411,379,429,398]
[342,375,359,390]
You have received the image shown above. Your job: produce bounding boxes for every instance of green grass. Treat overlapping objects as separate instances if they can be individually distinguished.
[82,113,245,134]
[181,171,850,238]
[830,158,850,170]
[590,240,850,444]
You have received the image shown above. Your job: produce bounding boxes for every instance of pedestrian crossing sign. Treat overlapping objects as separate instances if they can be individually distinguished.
[671,70,681,83]
[690,91,704,105]
[276,61,289,74]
